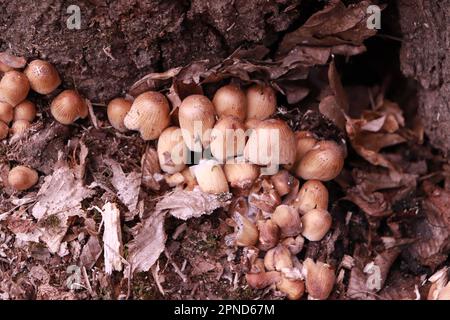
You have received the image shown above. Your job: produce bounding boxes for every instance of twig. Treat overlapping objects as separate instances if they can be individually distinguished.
[151,261,165,296]
[82,266,96,298]
[164,249,188,283]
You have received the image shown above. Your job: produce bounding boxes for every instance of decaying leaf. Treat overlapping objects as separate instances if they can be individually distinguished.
[277,0,377,56]
[158,189,232,220]
[345,168,418,218]
[406,182,450,270]
[105,159,141,213]
[32,153,94,253]
[102,202,123,274]
[80,236,102,269]
[6,211,41,243]
[126,190,231,274]
[129,66,183,97]
[319,95,346,130]
[141,145,163,191]
[345,100,407,170]
[347,246,401,299]
[125,209,166,275]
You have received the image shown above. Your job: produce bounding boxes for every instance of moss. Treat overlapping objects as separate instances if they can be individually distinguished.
[198,233,219,252]
[41,214,61,229]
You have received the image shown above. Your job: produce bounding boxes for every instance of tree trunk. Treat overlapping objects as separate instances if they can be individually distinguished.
[0,0,301,101]
[397,0,450,154]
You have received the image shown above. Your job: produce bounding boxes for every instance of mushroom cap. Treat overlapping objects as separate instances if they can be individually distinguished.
[124,91,170,140]
[0,70,30,106]
[24,59,61,94]
[50,90,88,125]
[8,165,39,191]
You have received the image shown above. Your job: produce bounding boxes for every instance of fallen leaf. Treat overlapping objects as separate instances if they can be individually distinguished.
[140,145,162,191]
[328,60,349,113]
[377,272,421,300]
[105,159,141,213]
[126,190,231,275]
[345,168,417,218]
[159,189,232,220]
[125,209,166,275]
[80,236,102,269]
[129,66,183,97]
[406,182,450,270]
[32,153,94,253]
[190,258,217,276]
[347,245,401,299]
[277,1,377,56]
[319,95,346,130]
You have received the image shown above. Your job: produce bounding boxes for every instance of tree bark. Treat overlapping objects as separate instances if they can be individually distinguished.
[0,0,300,102]
[397,0,450,153]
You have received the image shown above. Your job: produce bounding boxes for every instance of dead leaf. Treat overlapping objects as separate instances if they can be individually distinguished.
[31,154,94,253]
[328,60,349,113]
[190,258,217,276]
[141,145,162,191]
[345,168,417,218]
[277,1,377,56]
[129,66,183,97]
[158,189,232,220]
[378,272,421,300]
[125,209,166,275]
[406,182,450,270]
[126,190,231,275]
[347,246,401,299]
[319,95,346,130]
[80,236,102,269]
[105,159,141,213]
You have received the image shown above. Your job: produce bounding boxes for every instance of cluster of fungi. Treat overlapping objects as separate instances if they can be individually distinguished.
[1,58,347,300]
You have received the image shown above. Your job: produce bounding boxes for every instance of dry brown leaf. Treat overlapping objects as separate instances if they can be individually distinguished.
[6,211,41,243]
[319,95,346,130]
[125,209,166,275]
[31,155,94,253]
[105,159,141,213]
[126,190,231,275]
[190,258,217,276]
[345,168,417,218]
[80,236,102,269]
[129,66,183,97]
[347,246,401,299]
[377,272,421,300]
[159,189,232,220]
[277,0,377,56]
[140,145,162,191]
[406,182,450,270]
[328,60,349,113]
[346,117,406,169]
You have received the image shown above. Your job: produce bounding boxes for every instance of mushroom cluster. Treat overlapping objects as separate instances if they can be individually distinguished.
[2,57,346,299]
[0,59,63,190]
[104,82,344,300]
